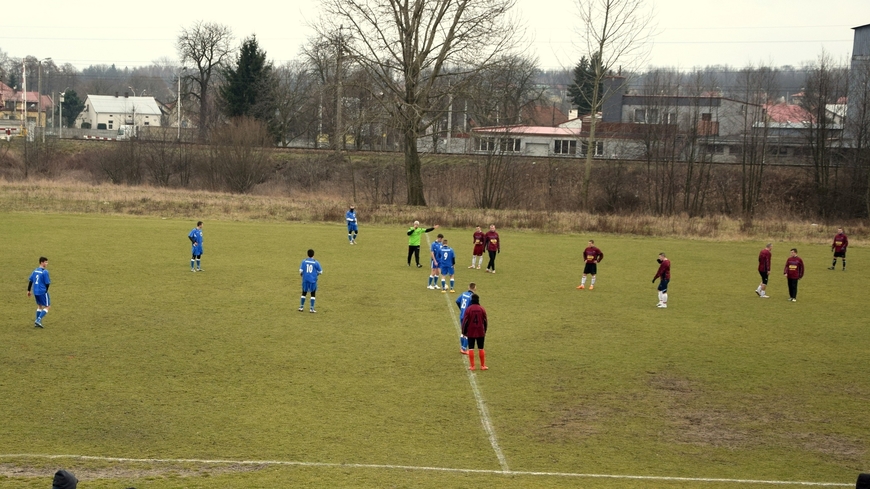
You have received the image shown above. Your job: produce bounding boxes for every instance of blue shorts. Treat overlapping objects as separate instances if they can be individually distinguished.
[431,259,439,269]
[192,245,203,256]
[302,280,318,294]
[440,266,454,276]
[347,223,358,232]
[657,279,669,293]
[35,293,50,307]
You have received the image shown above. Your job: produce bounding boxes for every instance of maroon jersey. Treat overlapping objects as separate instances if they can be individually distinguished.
[472,231,486,255]
[758,248,771,273]
[654,259,670,281]
[583,246,603,264]
[485,231,500,252]
[784,256,804,279]
[461,304,488,338]
[832,233,848,253]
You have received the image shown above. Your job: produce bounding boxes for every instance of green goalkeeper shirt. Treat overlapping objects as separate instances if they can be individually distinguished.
[407,226,434,246]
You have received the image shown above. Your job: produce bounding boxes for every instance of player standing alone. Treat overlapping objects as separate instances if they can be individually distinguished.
[346,205,358,245]
[469,226,485,269]
[299,249,323,313]
[755,243,772,298]
[576,240,603,290]
[188,221,204,272]
[652,252,670,308]
[829,228,848,271]
[27,256,51,328]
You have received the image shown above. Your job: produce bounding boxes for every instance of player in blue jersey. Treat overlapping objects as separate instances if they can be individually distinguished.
[299,249,323,313]
[27,256,51,328]
[188,221,204,272]
[428,234,444,289]
[439,238,456,293]
[345,205,358,244]
[455,282,477,354]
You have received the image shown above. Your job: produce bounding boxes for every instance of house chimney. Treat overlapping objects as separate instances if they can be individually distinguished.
[124,92,129,98]
[115,92,119,98]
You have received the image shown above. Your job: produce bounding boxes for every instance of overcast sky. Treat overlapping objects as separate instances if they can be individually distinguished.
[0,0,863,71]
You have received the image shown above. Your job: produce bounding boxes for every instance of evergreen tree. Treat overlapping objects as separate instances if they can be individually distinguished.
[220,35,275,123]
[567,52,602,116]
[59,90,84,128]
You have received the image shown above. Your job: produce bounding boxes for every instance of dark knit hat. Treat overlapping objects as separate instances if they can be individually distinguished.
[52,469,78,489]
[470,294,480,305]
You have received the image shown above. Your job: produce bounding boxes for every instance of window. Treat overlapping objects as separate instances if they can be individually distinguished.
[647,109,659,124]
[4,101,14,110]
[662,112,677,125]
[634,109,646,123]
[144,122,150,126]
[97,123,107,130]
[581,141,604,156]
[108,123,113,129]
[554,139,577,155]
[769,146,788,156]
[705,144,724,154]
[476,138,495,152]
[500,138,520,152]
[701,113,712,122]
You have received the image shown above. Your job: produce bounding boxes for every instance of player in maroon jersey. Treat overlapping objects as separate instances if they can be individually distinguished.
[576,240,603,290]
[469,226,486,269]
[483,225,500,273]
[829,228,848,271]
[784,248,804,302]
[652,252,670,308]
[755,243,772,298]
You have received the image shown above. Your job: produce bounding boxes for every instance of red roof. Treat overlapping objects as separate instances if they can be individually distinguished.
[764,103,813,123]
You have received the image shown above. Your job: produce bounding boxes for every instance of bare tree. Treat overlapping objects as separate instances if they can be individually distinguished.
[273,61,319,147]
[733,65,778,217]
[575,0,654,209]
[315,0,521,206]
[208,117,274,193]
[177,21,234,140]
[801,52,848,217]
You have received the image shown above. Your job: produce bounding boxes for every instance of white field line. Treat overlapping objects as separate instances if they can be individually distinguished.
[0,454,853,486]
[425,233,509,472]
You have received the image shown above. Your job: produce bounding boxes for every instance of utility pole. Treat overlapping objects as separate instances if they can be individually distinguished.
[335,25,344,153]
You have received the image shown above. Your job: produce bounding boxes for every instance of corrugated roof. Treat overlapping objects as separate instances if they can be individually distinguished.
[87,95,162,116]
[472,125,581,137]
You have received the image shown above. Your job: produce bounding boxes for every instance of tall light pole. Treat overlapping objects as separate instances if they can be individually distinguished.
[59,90,65,139]
[178,67,187,140]
[38,57,51,142]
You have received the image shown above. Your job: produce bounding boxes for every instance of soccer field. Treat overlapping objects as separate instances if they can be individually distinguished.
[0,213,866,488]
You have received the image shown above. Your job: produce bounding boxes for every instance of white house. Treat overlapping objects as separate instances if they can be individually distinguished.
[75,94,163,133]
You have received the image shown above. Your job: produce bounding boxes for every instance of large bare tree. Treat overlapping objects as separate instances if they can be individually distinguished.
[315,0,520,206]
[177,21,234,140]
[575,0,654,209]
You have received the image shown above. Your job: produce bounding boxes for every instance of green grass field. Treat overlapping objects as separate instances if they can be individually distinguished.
[0,212,867,488]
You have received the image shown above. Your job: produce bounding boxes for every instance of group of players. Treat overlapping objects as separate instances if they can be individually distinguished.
[22,204,850,330]
[755,227,849,302]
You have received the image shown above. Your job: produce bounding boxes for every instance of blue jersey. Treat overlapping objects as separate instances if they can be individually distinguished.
[456,290,473,322]
[430,241,443,265]
[346,210,358,231]
[189,227,203,253]
[439,245,455,267]
[300,258,323,283]
[29,267,51,296]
